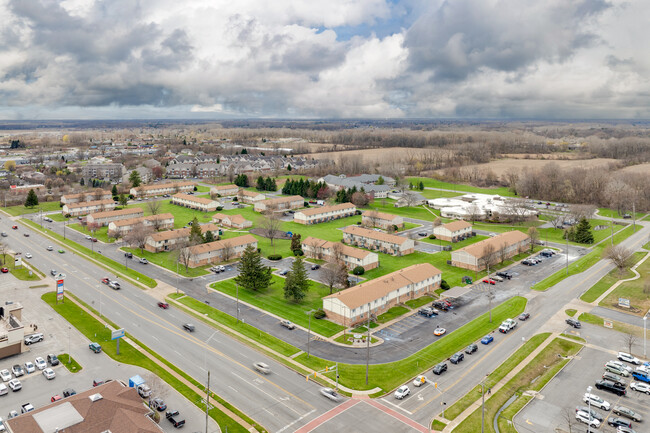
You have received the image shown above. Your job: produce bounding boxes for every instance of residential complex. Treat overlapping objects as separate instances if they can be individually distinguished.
[107,213,175,237]
[212,213,253,229]
[361,210,404,229]
[342,226,415,256]
[86,207,145,228]
[130,181,195,198]
[184,234,258,267]
[254,195,304,212]
[145,224,221,252]
[210,184,240,197]
[81,162,125,184]
[318,174,394,198]
[323,263,442,326]
[302,237,379,271]
[451,230,531,271]
[62,199,115,217]
[172,193,220,212]
[60,189,112,205]
[238,189,266,204]
[433,220,473,242]
[293,203,356,225]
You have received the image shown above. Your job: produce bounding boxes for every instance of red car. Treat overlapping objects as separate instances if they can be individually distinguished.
[1,268,8,273]
[157,302,169,309]
[11,225,17,230]
[51,394,62,402]
[483,278,496,285]
[91,238,98,242]
[101,278,110,284]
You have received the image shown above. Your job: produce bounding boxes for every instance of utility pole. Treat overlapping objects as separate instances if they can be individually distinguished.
[306,310,315,358]
[366,306,371,385]
[633,202,636,232]
[565,229,569,276]
[205,371,210,433]
[611,219,614,246]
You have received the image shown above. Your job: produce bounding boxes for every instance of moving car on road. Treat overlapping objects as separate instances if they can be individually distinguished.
[394,385,410,399]
[433,327,446,336]
[450,352,464,364]
[413,375,427,387]
[182,323,195,332]
[432,362,448,375]
[481,334,494,345]
[320,387,341,402]
[89,342,102,353]
[518,312,530,321]
[253,362,271,374]
[280,320,295,330]
[157,302,169,309]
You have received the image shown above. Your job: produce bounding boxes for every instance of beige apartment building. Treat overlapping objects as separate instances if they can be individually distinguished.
[107,213,175,237]
[302,237,379,271]
[212,213,253,229]
[451,230,530,271]
[293,203,356,225]
[60,189,112,205]
[172,193,220,212]
[210,184,240,197]
[361,210,404,230]
[254,195,303,212]
[342,226,415,256]
[185,234,258,267]
[144,224,221,252]
[86,207,144,228]
[238,189,266,204]
[433,220,473,242]
[62,199,115,217]
[130,181,195,197]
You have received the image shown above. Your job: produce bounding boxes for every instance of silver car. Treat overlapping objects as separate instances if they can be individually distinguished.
[320,387,340,402]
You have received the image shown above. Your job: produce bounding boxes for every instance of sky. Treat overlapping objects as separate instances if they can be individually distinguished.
[0,0,648,120]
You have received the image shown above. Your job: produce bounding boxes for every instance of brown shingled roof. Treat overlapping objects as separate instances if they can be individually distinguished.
[172,193,218,205]
[455,230,529,259]
[362,210,400,221]
[343,225,409,245]
[213,184,239,191]
[149,223,221,242]
[297,203,356,217]
[302,236,373,260]
[65,198,114,209]
[188,234,257,255]
[138,181,195,191]
[261,195,303,206]
[89,207,144,220]
[111,213,174,227]
[441,220,472,232]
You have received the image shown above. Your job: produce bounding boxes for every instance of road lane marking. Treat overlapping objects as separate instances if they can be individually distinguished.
[231,371,303,415]
[276,409,316,433]
[380,398,413,415]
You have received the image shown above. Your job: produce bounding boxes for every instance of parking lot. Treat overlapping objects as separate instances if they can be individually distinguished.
[0,277,218,432]
[515,333,648,432]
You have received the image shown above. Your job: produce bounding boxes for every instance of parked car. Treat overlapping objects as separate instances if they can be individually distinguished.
[182,323,195,332]
[320,387,340,401]
[618,352,641,365]
[518,312,530,321]
[124,252,133,258]
[62,388,76,397]
[434,327,446,336]
[50,394,62,402]
[42,368,56,380]
[0,268,7,274]
[566,318,581,328]
[602,372,627,387]
[34,357,46,370]
[11,365,24,378]
[418,307,437,317]
[631,381,650,394]
[496,271,512,279]
[280,320,296,330]
[23,362,35,374]
[482,278,496,285]
[166,410,186,428]
[610,360,633,373]
[394,385,410,399]
[20,403,34,414]
[311,264,320,270]
[7,379,21,392]
[89,342,102,353]
[595,379,626,396]
[575,410,601,428]
[150,398,167,411]
[583,393,610,410]
[93,379,105,387]
[137,384,151,398]
[0,371,10,382]
[0,384,6,396]
[522,260,535,266]
[413,375,427,387]
[491,275,504,282]
[157,302,169,309]
[279,269,289,276]
[465,343,478,354]
[575,406,604,422]
[607,418,632,428]
[450,352,464,364]
[616,427,637,433]
[24,333,43,345]
[481,334,494,345]
[613,406,642,422]
[605,362,630,377]
[432,362,448,375]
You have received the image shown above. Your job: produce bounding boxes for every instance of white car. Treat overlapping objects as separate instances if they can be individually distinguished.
[0,383,7,396]
[630,381,650,394]
[46,246,53,251]
[23,362,35,374]
[320,387,340,402]
[618,352,641,365]
[413,375,427,387]
[0,370,10,382]
[637,365,650,375]
[575,410,600,428]
[24,253,32,259]
[394,385,410,399]
[42,368,55,380]
[34,357,46,370]
[85,235,92,240]
[583,393,610,410]
[605,362,630,377]
[7,379,21,391]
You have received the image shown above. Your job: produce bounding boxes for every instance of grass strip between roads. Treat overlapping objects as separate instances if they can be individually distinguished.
[452,337,582,433]
[21,218,157,288]
[42,291,261,433]
[532,224,638,291]
[57,354,82,373]
[580,251,645,303]
[431,419,447,431]
[444,332,551,421]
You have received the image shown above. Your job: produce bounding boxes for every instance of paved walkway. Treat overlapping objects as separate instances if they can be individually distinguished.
[592,251,650,305]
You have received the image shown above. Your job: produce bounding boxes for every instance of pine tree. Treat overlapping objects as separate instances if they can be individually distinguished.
[574,218,594,244]
[419,181,424,191]
[241,148,248,154]
[189,217,203,244]
[24,189,39,208]
[287,164,292,171]
[119,194,128,206]
[290,233,302,251]
[111,185,118,198]
[256,176,265,190]
[80,178,85,186]
[283,255,310,302]
[129,170,141,187]
[235,245,272,291]
[377,176,384,185]
[204,230,215,243]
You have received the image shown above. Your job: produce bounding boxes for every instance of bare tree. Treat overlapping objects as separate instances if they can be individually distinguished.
[527,227,539,252]
[147,200,161,216]
[320,260,348,294]
[498,243,508,264]
[604,245,633,275]
[258,207,282,247]
[561,407,577,433]
[548,214,565,229]
[176,240,194,273]
[622,332,637,355]
[0,241,7,265]
[478,243,497,274]
[402,191,420,208]
[93,188,105,201]
[307,238,323,260]
[221,240,233,262]
[466,203,482,222]
[364,210,380,228]
[123,222,153,254]
[570,204,597,221]
[433,217,443,227]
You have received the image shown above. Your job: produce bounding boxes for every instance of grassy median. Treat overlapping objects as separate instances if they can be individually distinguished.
[580,251,645,303]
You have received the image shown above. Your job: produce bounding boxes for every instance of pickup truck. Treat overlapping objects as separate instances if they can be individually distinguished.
[20,403,34,414]
[166,410,186,428]
[499,318,517,334]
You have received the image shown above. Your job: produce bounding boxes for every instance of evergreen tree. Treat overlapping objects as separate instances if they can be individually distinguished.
[419,181,424,191]
[241,148,248,154]
[256,176,265,190]
[24,189,39,208]
[574,218,594,244]
[111,184,118,198]
[290,233,302,251]
[377,176,385,185]
[119,194,128,206]
[80,178,85,186]
[235,245,272,291]
[287,164,292,171]
[204,230,215,243]
[129,170,141,187]
[283,255,310,302]
[189,217,203,244]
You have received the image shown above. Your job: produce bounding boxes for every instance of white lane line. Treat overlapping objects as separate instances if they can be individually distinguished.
[380,398,414,415]
[276,409,317,433]
[151,336,159,342]
[228,385,238,393]
[174,350,183,357]
[230,371,303,415]
[263,408,277,417]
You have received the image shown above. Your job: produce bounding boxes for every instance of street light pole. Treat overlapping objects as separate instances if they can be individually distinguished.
[480,381,486,433]
[644,315,647,357]
[587,385,592,433]
[565,229,569,276]
[236,284,240,323]
[68,326,71,364]
[366,305,370,385]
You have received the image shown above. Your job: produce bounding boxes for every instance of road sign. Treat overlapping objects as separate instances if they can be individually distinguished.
[603,320,613,329]
[111,328,125,340]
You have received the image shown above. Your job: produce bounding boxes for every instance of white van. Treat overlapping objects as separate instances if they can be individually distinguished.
[0,383,7,396]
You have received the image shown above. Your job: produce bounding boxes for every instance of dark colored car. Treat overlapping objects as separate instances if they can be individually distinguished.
[93,379,105,387]
[419,307,437,318]
[311,264,320,270]
[518,313,530,321]
[166,410,186,428]
[63,388,76,397]
[607,418,632,428]
[595,379,626,396]
[566,318,581,328]
[124,252,133,258]
[433,301,450,311]
[465,343,478,354]
[47,354,59,366]
[89,342,102,353]
[496,271,513,279]
[151,397,167,411]
[575,406,604,422]
[522,260,535,266]
[432,362,447,375]
[157,302,169,309]
[450,352,464,364]
[183,323,195,332]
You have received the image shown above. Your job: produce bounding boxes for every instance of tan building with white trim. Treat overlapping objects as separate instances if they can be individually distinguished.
[361,210,404,230]
[172,193,220,212]
[130,181,195,197]
[238,189,266,204]
[294,203,356,225]
[342,226,415,256]
[254,195,303,212]
[323,263,442,327]
[212,213,253,229]
[0,302,26,359]
[107,213,175,237]
[433,220,473,242]
[62,199,115,217]
[184,234,258,267]
[210,184,239,197]
[86,207,144,228]
[145,223,221,252]
[60,189,112,205]
[451,230,530,271]
[302,237,379,271]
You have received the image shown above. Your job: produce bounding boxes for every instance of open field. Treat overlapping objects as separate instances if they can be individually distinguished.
[307,147,442,164]
[3,200,62,216]
[580,251,645,302]
[600,251,650,315]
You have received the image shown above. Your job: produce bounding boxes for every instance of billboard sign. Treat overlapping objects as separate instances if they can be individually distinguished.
[14,256,21,267]
[56,279,64,301]
[111,328,125,340]
[618,298,630,308]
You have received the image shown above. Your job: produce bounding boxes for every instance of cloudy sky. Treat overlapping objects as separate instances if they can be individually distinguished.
[0,0,648,120]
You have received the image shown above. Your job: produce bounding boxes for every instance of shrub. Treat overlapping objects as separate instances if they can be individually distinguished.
[193,186,198,191]
[257,248,261,253]
[293,249,304,256]
[429,234,436,239]
[216,206,223,211]
[233,197,238,202]
[392,224,399,232]
[440,280,450,290]
[267,254,282,261]
[355,210,362,215]
[356,221,362,225]
[314,309,326,319]
[352,266,365,275]
[303,202,310,208]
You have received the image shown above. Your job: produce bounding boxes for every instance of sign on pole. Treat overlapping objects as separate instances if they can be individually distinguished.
[56,279,64,303]
[14,255,21,268]
[111,328,125,340]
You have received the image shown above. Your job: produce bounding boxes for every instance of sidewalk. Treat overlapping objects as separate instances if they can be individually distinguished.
[439,332,560,432]
[592,251,650,305]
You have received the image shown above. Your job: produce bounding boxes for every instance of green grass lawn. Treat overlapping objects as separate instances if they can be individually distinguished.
[41,292,253,433]
[406,177,516,197]
[600,252,650,315]
[376,306,410,324]
[294,296,527,392]
[3,201,62,216]
[333,334,378,345]
[419,234,489,250]
[123,247,211,278]
[21,219,157,288]
[580,252,644,302]
[405,295,434,309]
[444,332,551,420]
[565,309,577,317]
[644,240,650,250]
[58,354,82,373]
[453,337,581,433]
[431,420,447,431]
[210,275,346,337]
[597,208,645,219]
[366,200,439,220]
[419,189,463,200]
[48,213,68,222]
[68,223,115,243]
[578,312,643,336]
